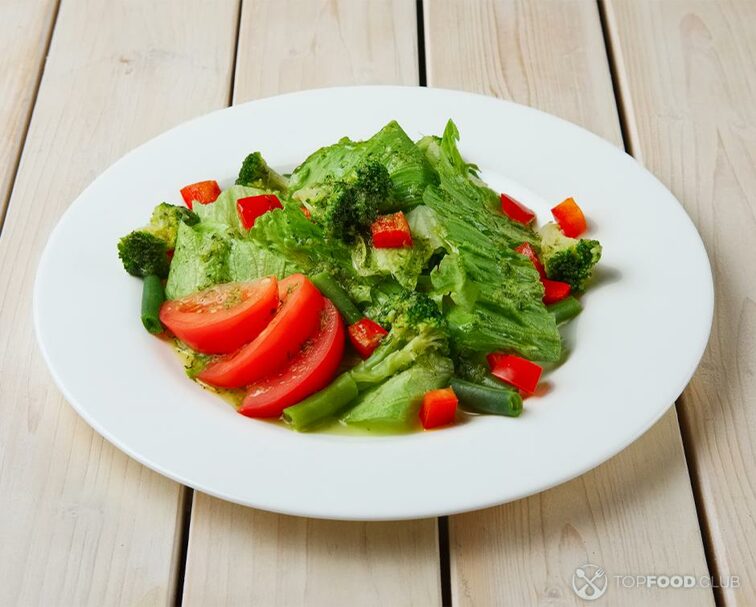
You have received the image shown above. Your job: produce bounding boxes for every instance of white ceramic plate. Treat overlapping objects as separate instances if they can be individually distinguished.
[34,86,713,520]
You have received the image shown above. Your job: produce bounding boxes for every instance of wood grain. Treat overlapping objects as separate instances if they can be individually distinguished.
[425,1,713,604]
[0,0,58,218]
[183,508,440,606]
[604,1,756,603]
[235,0,419,97]
[0,1,239,604]
[181,2,440,606]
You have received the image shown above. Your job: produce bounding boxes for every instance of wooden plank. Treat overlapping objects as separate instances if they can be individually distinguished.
[183,508,440,606]
[425,1,714,604]
[603,1,756,603]
[0,1,239,604]
[234,0,419,97]
[0,0,57,217]
[181,2,440,605]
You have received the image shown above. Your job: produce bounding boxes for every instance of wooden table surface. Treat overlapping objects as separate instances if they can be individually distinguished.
[1,1,753,605]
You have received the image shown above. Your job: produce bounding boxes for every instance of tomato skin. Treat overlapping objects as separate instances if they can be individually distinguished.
[180,180,221,209]
[420,388,458,429]
[551,197,587,237]
[198,274,324,388]
[514,242,546,279]
[371,212,413,248]
[348,318,388,358]
[541,278,571,304]
[237,194,283,229]
[487,353,543,395]
[239,299,345,418]
[500,194,535,224]
[160,277,279,354]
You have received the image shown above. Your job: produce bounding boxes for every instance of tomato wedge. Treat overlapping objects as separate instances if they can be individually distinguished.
[198,274,324,388]
[160,277,279,354]
[239,299,345,418]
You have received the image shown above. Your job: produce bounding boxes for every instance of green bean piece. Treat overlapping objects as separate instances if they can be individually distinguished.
[547,295,583,325]
[141,274,166,334]
[310,272,362,325]
[450,378,523,417]
[283,373,359,431]
[476,372,514,390]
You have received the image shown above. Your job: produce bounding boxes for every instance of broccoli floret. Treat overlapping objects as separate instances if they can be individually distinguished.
[371,290,443,331]
[402,291,444,327]
[302,160,391,243]
[117,203,198,278]
[235,151,288,192]
[539,222,602,291]
[117,231,170,278]
[353,159,392,198]
[147,202,199,249]
[320,182,372,242]
[349,292,448,387]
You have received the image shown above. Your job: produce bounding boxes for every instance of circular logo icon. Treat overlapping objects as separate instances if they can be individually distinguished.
[572,563,608,601]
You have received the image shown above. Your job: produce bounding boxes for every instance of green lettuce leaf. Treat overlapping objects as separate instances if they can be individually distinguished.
[288,120,438,210]
[248,202,353,275]
[192,184,268,233]
[165,221,232,299]
[349,235,435,291]
[421,121,561,361]
[227,238,298,282]
[166,214,298,300]
[341,354,453,431]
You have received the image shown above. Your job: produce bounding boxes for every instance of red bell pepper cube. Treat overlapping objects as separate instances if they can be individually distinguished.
[371,212,413,248]
[419,388,458,429]
[542,278,571,304]
[487,353,543,395]
[236,194,283,229]
[500,193,536,225]
[551,197,587,237]
[180,180,221,210]
[514,242,546,279]
[348,318,389,358]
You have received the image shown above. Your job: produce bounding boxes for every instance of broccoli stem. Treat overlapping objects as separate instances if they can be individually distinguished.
[310,272,362,325]
[141,274,166,334]
[547,296,583,325]
[450,378,523,417]
[283,373,359,431]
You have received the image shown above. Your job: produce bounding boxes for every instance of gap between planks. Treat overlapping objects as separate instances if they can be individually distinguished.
[598,2,731,604]
[173,0,245,603]
[0,0,61,237]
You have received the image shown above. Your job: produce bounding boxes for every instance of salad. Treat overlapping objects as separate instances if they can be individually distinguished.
[117,120,602,433]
